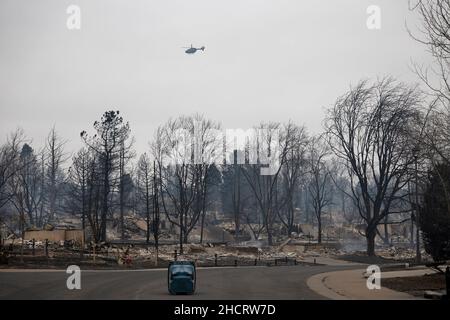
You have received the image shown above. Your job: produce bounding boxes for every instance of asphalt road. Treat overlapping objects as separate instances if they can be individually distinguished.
[0,265,351,300]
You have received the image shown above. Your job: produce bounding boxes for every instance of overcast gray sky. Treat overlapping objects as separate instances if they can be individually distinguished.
[0,0,433,154]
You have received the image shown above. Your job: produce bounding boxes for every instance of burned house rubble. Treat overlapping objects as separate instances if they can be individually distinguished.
[0,213,431,269]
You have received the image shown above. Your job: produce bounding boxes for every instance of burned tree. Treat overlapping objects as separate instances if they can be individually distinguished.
[135,153,162,262]
[0,130,26,244]
[152,114,221,253]
[117,140,135,239]
[307,135,333,244]
[276,125,308,237]
[410,0,450,168]
[410,0,450,104]
[67,148,97,239]
[10,143,46,228]
[44,127,67,224]
[80,111,132,242]
[152,159,161,264]
[410,2,450,254]
[325,78,422,256]
[241,122,298,245]
[0,130,25,210]
[137,153,153,243]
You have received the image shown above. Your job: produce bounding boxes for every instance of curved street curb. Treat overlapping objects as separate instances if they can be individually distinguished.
[306,271,349,300]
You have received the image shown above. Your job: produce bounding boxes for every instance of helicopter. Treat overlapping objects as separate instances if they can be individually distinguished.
[183,44,205,54]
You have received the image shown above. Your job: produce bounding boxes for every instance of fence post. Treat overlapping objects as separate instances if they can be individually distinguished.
[285,256,288,263]
[45,239,48,258]
[32,238,35,256]
[254,259,257,266]
[234,259,237,267]
[214,253,217,267]
[174,249,177,261]
[275,259,278,266]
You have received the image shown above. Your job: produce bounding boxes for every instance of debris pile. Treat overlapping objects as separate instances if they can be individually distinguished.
[376,246,432,262]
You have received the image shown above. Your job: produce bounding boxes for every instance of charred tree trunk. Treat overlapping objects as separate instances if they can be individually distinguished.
[266,209,273,246]
[317,213,322,244]
[152,160,160,266]
[179,214,184,254]
[200,211,206,244]
[383,216,390,245]
[119,145,126,240]
[100,150,111,243]
[183,225,189,244]
[200,176,208,244]
[366,227,377,257]
[146,181,150,244]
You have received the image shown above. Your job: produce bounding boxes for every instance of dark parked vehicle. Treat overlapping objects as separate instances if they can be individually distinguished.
[168,261,196,295]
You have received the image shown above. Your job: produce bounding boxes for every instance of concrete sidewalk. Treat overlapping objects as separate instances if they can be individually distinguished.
[307,268,434,300]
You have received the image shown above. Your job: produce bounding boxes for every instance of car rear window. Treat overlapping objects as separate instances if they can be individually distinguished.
[171,265,194,275]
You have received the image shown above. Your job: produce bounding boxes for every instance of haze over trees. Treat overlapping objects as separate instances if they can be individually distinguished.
[0,1,449,259]
[0,77,447,260]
